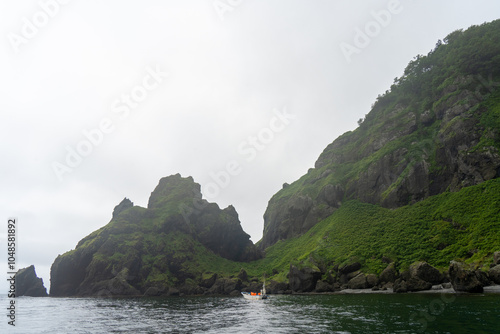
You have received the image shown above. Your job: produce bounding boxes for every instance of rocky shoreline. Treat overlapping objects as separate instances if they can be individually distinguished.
[83,255,500,297]
[17,257,500,298]
[288,285,500,295]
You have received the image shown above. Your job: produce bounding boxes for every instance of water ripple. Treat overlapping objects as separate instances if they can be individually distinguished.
[1,293,499,333]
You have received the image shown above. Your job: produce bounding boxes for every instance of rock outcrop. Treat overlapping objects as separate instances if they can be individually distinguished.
[15,265,48,297]
[448,261,484,293]
[50,174,261,297]
[379,263,398,284]
[261,85,500,249]
[393,262,442,293]
[288,265,322,292]
[112,198,133,219]
[494,251,500,265]
[489,265,500,284]
[259,22,500,249]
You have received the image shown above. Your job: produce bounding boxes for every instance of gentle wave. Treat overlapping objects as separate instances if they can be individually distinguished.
[1,293,499,333]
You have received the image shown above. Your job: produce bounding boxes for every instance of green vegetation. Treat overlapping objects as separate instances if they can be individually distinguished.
[251,178,500,278]
[267,20,500,211]
[66,178,500,287]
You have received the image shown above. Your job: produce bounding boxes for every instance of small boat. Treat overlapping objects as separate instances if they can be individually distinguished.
[241,277,267,300]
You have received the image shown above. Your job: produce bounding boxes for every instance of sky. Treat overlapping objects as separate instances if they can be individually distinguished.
[1,0,500,292]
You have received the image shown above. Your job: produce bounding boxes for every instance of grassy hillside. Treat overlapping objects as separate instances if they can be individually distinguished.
[248,178,500,280]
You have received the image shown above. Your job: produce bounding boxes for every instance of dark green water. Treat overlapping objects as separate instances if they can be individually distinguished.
[2,293,499,333]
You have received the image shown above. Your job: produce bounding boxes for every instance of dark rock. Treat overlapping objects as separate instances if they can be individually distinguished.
[393,279,408,293]
[144,287,162,296]
[200,273,218,289]
[407,276,432,292]
[399,270,411,281]
[476,270,491,286]
[243,282,263,293]
[319,184,344,208]
[208,278,242,295]
[393,276,432,293]
[288,265,322,292]
[339,262,361,275]
[391,262,441,293]
[348,274,368,289]
[346,270,362,281]
[383,282,393,290]
[112,198,133,219]
[366,274,378,288]
[449,261,484,293]
[488,265,500,284]
[237,269,248,282]
[379,263,398,283]
[261,195,315,249]
[441,282,452,289]
[180,284,205,296]
[267,281,289,294]
[82,268,140,297]
[409,262,443,285]
[315,280,335,293]
[421,109,435,126]
[14,265,48,297]
[149,175,262,262]
[338,274,349,285]
[50,243,96,297]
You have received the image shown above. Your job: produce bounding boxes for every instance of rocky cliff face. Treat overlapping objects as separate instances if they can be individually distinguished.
[15,265,48,297]
[50,174,261,297]
[260,21,500,249]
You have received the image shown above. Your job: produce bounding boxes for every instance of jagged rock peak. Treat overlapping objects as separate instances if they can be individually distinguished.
[112,198,133,218]
[15,265,48,297]
[50,174,262,297]
[148,174,201,209]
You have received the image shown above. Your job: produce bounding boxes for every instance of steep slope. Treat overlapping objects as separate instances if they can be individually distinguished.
[258,179,500,277]
[50,174,261,297]
[261,20,500,249]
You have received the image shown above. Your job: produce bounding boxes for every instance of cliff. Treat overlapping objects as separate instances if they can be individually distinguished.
[50,174,261,297]
[15,265,48,297]
[261,20,500,249]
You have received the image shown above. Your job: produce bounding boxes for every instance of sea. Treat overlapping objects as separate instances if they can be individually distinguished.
[1,292,499,333]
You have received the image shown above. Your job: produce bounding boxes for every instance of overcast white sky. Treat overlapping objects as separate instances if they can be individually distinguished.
[1,0,499,292]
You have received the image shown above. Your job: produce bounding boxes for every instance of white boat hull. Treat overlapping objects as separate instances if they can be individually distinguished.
[241,292,267,300]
